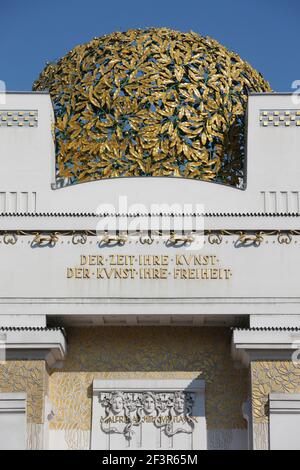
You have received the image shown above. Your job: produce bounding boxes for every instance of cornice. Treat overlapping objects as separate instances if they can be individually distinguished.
[0,326,65,334]
[233,327,300,332]
[232,327,300,367]
[0,327,67,367]
[0,229,299,247]
[0,212,299,217]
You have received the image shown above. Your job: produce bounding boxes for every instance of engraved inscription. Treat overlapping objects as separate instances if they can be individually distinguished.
[66,253,232,281]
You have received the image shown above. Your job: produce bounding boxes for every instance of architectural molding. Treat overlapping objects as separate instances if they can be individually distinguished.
[269,393,300,414]
[2,299,300,320]
[0,392,26,413]
[0,315,46,327]
[0,327,67,367]
[231,328,300,366]
[1,212,300,217]
[1,229,300,248]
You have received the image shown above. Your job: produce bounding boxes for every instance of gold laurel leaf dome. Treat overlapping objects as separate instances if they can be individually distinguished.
[33,28,271,187]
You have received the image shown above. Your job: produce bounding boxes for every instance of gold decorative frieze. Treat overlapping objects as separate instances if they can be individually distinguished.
[0,360,46,424]
[251,361,300,425]
[260,109,300,127]
[0,110,38,127]
[1,230,300,247]
[49,327,248,431]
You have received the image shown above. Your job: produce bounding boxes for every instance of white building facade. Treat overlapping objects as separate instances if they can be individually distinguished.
[1,88,300,450]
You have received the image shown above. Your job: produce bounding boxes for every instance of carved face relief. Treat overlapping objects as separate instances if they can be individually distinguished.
[99,390,196,440]
[142,393,156,415]
[111,394,124,415]
[174,394,185,414]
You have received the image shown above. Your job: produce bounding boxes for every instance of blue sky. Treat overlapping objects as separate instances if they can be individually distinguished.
[0,0,298,92]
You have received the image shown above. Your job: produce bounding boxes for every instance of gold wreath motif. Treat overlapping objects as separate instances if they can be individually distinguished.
[33,28,271,188]
[237,232,264,246]
[32,232,59,246]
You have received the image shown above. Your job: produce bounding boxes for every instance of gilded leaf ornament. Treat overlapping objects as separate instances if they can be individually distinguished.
[33,28,271,187]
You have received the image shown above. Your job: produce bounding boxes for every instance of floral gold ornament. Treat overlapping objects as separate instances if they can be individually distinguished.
[251,361,300,425]
[72,233,87,245]
[99,233,127,246]
[236,231,264,246]
[3,233,18,245]
[1,230,300,246]
[33,28,271,188]
[277,232,292,244]
[208,233,222,245]
[49,327,248,431]
[0,360,46,424]
[31,232,59,247]
[139,233,154,245]
[167,233,195,245]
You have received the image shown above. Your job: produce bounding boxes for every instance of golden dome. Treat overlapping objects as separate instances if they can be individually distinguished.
[33,28,271,187]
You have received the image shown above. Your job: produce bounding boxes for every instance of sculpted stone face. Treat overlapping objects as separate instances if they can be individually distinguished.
[111,395,124,415]
[143,394,155,415]
[174,395,185,414]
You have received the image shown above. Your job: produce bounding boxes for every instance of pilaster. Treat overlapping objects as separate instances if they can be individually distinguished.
[0,326,66,449]
[232,325,300,449]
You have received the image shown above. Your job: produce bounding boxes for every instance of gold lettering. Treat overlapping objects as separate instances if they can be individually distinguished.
[80,255,87,265]
[83,268,90,279]
[211,268,219,279]
[97,268,104,279]
[211,256,218,265]
[67,268,74,278]
[224,268,232,279]
[201,268,209,279]
[68,253,232,282]
[80,255,104,265]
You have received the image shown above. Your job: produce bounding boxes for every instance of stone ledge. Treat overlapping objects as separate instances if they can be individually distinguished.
[0,328,67,367]
[231,328,300,365]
